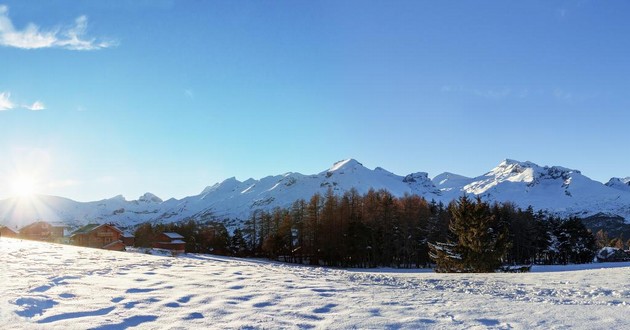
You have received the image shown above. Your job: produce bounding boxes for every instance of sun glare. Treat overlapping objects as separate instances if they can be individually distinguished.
[11,176,38,198]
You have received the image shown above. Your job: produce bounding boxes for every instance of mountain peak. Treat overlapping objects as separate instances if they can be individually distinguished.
[327,159,364,173]
[138,192,163,203]
[200,177,242,195]
[606,177,630,192]
[109,194,126,201]
[498,159,538,169]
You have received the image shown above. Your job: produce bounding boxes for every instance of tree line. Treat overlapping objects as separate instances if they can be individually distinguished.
[133,188,598,272]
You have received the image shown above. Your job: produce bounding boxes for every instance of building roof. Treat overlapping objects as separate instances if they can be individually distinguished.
[162,232,184,239]
[19,221,66,232]
[20,221,52,231]
[0,225,18,234]
[72,224,123,236]
[103,240,126,250]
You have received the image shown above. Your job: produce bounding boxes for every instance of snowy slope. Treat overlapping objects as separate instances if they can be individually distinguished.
[606,177,630,192]
[1,158,630,230]
[450,160,630,219]
[2,238,630,329]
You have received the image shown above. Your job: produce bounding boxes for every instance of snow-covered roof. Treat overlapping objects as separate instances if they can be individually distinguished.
[170,240,185,244]
[163,232,184,239]
[72,224,123,236]
[0,225,18,234]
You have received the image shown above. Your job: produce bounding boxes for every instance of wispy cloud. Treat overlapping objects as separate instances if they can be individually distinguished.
[0,91,46,111]
[0,5,117,50]
[0,92,14,110]
[25,101,45,111]
[553,89,573,102]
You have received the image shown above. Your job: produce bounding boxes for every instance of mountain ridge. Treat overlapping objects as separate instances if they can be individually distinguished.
[1,158,629,230]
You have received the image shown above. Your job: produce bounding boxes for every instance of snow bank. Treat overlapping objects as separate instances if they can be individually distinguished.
[2,238,630,329]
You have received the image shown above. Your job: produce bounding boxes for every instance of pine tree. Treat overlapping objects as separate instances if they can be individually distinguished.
[230,228,247,257]
[430,196,510,272]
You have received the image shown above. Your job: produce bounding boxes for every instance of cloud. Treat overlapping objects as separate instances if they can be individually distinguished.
[0,92,14,110]
[0,5,117,50]
[553,89,573,102]
[0,91,46,111]
[25,101,45,111]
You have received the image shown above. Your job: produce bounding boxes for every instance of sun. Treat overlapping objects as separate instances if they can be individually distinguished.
[11,175,38,198]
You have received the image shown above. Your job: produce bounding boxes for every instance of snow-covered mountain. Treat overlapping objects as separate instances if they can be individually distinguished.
[451,159,630,219]
[606,177,630,192]
[1,158,629,230]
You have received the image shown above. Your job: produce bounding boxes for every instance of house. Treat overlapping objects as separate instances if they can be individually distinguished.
[0,225,19,238]
[20,221,65,242]
[71,224,125,251]
[154,232,186,254]
[121,231,135,247]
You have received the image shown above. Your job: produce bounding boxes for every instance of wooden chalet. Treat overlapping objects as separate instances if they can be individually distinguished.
[71,224,125,251]
[121,231,135,247]
[154,232,186,254]
[20,221,64,242]
[0,225,19,238]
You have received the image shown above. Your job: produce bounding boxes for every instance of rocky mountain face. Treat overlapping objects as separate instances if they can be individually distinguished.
[1,158,629,230]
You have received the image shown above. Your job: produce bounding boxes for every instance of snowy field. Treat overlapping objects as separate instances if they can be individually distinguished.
[2,238,630,329]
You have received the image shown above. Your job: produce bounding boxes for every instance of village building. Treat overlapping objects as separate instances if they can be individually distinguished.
[0,225,19,238]
[154,232,186,254]
[121,231,135,247]
[71,224,125,251]
[19,221,65,242]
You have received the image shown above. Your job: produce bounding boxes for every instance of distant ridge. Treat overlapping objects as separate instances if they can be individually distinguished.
[1,158,629,230]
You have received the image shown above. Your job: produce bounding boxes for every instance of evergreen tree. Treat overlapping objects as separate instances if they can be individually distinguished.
[230,228,247,257]
[430,196,510,272]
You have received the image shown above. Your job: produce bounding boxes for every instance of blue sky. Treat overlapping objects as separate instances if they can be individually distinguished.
[1,1,629,201]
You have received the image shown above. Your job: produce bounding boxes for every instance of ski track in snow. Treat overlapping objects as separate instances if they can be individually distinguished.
[2,238,630,329]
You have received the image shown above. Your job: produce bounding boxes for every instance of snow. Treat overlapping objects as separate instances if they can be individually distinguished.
[138,193,163,203]
[327,158,363,173]
[1,158,630,230]
[2,238,630,329]
[606,177,630,192]
[162,232,184,239]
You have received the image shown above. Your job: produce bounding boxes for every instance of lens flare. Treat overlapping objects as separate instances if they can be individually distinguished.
[11,175,37,198]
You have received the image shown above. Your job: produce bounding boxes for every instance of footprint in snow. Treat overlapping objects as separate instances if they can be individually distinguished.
[30,285,52,293]
[13,297,58,317]
[313,303,338,314]
[183,312,204,320]
[252,301,275,308]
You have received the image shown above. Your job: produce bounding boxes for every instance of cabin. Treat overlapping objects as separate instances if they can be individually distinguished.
[154,232,186,254]
[71,224,125,251]
[0,225,19,238]
[20,221,65,242]
[102,240,127,251]
[121,231,135,247]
